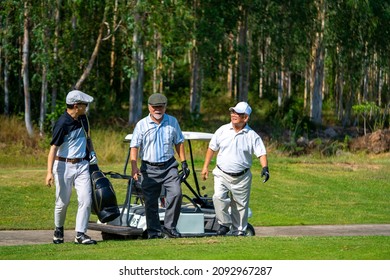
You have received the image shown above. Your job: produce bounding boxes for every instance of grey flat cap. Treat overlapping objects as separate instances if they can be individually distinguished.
[148,93,167,106]
[66,90,94,104]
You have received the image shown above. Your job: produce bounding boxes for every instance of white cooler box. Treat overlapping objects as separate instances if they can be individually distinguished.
[176,212,204,234]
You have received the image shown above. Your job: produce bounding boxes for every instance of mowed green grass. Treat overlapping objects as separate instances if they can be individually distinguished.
[1,153,389,230]
[1,236,389,260]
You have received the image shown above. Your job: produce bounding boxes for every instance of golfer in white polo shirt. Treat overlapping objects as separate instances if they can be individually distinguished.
[201,101,270,236]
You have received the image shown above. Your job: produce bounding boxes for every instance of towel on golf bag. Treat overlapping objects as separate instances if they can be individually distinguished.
[90,164,120,223]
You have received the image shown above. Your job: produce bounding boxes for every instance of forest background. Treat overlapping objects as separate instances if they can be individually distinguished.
[1,0,389,152]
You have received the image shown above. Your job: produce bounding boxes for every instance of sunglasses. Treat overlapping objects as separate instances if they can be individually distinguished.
[77,103,88,107]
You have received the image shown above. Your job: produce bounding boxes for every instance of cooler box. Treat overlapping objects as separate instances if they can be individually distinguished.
[176,213,204,234]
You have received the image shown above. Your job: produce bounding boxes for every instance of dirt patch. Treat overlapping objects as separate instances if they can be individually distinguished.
[349,129,390,154]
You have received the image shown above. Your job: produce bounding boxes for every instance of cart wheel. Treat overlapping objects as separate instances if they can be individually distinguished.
[141,230,149,239]
[245,224,256,236]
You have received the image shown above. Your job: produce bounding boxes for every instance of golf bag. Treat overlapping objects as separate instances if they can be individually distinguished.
[89,164,120,223]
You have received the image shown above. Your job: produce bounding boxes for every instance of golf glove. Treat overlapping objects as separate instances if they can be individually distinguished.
[180,160,190,181]
[89,151,98,165]
[261,166,270,183]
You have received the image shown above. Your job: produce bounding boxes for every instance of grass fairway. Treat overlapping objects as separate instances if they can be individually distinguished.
[1,236,389,260]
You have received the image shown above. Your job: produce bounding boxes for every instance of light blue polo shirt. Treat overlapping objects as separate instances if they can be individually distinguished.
[130,114,184,163]
[209,123,266,173]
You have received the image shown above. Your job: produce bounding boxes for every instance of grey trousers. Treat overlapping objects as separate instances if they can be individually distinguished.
[140,158,182,236]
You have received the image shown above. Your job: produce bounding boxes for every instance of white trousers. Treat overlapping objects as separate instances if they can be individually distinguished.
[53,160,92,233]
[212,167,252,235]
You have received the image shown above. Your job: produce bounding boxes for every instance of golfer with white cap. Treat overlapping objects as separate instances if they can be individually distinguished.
[45,90,98,245]
[201,101,270,236]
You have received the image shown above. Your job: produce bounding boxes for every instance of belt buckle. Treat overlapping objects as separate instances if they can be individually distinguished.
[67,158,77,164]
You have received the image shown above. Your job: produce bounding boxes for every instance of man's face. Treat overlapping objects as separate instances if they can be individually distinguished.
[76,103,88,115]
[230,110,248,126]
[148,104,166,121]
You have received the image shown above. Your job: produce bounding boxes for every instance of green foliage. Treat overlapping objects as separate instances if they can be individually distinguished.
[1,0,390,135]
[353,102,388,133]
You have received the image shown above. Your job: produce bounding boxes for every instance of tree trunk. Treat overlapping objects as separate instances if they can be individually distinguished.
[3,39,10,115]
[310,0,325,125]
[277,65,283,107]
[237,6,249,101]
[40,65,48,136]
[110,0,118,87]
[304,65,310,111]
[153,31,163,94]
[258,44,264,99]
[74,5,108,90]
[51,0,61,125]
[128,3,144,126]
[22,1,33,136]
[190,47,201,117]
[227,33,234,98]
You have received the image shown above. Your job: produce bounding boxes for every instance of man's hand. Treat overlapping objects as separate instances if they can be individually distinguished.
[261,166,270,183]
[89,151,98,165]
[45,173,54,187]
[132,167,140,181]
[180,160,190,181]
[201,167,209,181]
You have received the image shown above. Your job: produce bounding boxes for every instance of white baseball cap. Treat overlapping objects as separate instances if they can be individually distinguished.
[229,101,252,116]
[66,90,94,105]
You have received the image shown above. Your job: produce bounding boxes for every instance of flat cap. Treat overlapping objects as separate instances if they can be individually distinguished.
[148,93,167,106]
[66,90,94,104]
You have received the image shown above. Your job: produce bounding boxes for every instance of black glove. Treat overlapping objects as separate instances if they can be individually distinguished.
[261,166,270,183]
[180,160,190,181]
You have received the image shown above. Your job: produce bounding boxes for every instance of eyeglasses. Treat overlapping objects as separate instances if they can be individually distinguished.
[230,110,245,117]
[77,103,88,107]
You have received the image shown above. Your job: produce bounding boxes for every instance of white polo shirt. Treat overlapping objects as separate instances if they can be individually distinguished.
[209,123,266,173]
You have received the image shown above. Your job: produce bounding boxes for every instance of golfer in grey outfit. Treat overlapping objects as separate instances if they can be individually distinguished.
[46,90,98,245]
[201,101,270,236]
[130,93,190,239]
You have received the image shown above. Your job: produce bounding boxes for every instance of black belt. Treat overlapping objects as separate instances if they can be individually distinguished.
[55,156,85,164]
[217,165,249,177]
[142,157,174,167]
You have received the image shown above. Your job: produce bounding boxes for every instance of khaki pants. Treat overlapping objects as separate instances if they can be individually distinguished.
[212,167,252,235]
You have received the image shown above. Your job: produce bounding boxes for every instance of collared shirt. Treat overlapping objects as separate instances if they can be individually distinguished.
[130,114,184,163]
[50,112,88,159]
[209,122,266,173]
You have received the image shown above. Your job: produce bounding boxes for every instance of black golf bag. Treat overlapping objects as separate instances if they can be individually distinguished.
[89,164,120,223]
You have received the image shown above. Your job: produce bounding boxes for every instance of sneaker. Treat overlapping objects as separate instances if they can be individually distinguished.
[216,225,230,236]
[74,233,97,245]
[53,227,64,244]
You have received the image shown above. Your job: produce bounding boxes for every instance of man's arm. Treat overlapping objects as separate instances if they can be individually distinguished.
[175,142,186,162]
[259,154,270,183]
[201,148,215,181]
[130,147,140,180]
[45,145,58,187]
[259,154,268,168]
